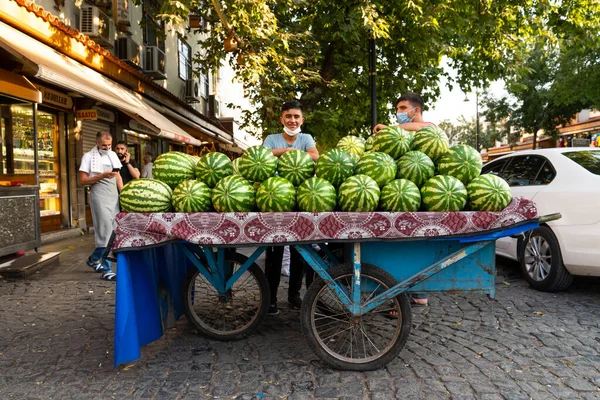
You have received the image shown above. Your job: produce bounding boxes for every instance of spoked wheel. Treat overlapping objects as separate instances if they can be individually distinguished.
[183,252,270,340]
[519,226,573,292]
[301,263,411,371]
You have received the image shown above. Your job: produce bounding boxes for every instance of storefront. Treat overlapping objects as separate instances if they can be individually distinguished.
[0,69,42,256]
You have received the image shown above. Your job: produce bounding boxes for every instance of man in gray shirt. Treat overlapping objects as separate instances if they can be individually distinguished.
[263,100,319,314]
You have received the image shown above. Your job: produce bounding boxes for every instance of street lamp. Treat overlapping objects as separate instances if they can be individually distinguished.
[464,91,480,151]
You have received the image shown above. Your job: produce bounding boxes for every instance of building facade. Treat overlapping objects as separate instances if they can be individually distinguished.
[0,0,254,235]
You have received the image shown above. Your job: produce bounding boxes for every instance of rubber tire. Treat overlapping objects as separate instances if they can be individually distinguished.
[518,226,573,292]
[301,263,411,371]
[182,252,270,340]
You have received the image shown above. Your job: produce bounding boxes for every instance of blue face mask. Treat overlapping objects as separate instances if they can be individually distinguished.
[396,107,416,124]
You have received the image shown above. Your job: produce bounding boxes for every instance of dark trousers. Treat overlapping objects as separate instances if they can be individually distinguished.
[265,246,304,306]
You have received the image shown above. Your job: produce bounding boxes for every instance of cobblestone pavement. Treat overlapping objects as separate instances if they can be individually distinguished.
[0,233,599,399]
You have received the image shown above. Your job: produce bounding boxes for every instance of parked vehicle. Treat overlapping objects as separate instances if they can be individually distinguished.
[482,148,600,291]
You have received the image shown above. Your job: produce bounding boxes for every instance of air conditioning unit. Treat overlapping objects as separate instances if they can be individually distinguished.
[115,36,142,68]
[79,5,115,48]
[143,46,167,79]
[185,79,201,102]
[208,94,220,118]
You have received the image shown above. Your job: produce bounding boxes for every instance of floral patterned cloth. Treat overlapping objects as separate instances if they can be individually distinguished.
[111,197,538,252]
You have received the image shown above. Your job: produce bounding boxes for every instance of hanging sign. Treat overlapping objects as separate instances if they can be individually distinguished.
[75,109,98,120]
[36,85,73,109]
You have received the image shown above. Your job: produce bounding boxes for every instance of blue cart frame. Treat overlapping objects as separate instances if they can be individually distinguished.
[113,217,553,370]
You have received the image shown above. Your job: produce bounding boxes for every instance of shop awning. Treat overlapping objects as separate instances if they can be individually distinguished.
[0,69,42,103]
[0,22,202,146]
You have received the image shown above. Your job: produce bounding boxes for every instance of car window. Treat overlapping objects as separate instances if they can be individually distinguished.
[501,155,546,186]
[481,159,507,176]
[533,162,556,185]
[562,150,600,175]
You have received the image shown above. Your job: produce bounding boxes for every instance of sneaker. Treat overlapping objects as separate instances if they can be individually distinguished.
[268,304,279,315]
[288,294,302,310]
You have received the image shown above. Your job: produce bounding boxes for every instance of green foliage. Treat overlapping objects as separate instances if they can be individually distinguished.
[144,0,600,149]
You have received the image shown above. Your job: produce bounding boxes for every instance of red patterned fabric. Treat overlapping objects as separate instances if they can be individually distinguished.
[111,197,538,251]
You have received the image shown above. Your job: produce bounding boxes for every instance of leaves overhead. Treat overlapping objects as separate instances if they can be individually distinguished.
[144,0,600,149]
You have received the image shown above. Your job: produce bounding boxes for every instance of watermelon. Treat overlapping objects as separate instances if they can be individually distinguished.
[277,149,315,186]
[380,179,421,212]
[338,174,380,212]
[120,178,173,212]
[420,175,468,212]
[232,157,242,175]
[467,174,512,211]
[371,126,412,160]
[396,151,435,188]
[355,152,397,188]
[336,135,365,160]
[315,148,356,187]
[238,145,278,182]
[211,175,256,212]
[411,126,450,162]
[256,177,296,212]
[296,177,337,212]
[152,151,197,189]
[437,145,483,185]
[365,135,376,152]
[171,180,212,212]
[195,152,233,188]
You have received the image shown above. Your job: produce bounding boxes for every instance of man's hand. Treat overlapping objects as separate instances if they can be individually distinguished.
[123,151,131,164]
[103,171,118,179]
[372,124,387,134]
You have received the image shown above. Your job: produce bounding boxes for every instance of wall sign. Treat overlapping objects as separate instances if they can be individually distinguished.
[36,85,73,109]
[93,107,115,122]
[75,109,98,120]
[129,119,158,135]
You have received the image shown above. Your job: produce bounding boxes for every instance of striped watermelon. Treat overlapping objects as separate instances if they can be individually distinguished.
[239,145,278,182]
[420,175,468,211]
[371,126,412,160]
[120,179,173,212]
[277,149,315,186]
[195,152,233,188]
[152,151,197,189]
[380,179,421,212]
[171,180,212,212]
[467,174,512,211]
[396,151,435,187]
[411,126,450,162]
[336,135,365,160]
[437,145,483,185]
[355,152,397,188]
[315,148,356,187]
[296,177,337,212]
[365,135,376,152]
[338,174,380,212]
[232,157,242,175]
[256,176,296,212]
[211,175,256,212]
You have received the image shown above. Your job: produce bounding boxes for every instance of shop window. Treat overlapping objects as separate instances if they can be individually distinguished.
[178,38,192,81]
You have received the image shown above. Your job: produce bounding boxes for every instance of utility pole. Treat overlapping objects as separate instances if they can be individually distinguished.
[369,38,376,131]
[475,91,479,151]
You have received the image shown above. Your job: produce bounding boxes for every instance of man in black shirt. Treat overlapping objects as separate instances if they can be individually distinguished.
[114,141,140,185]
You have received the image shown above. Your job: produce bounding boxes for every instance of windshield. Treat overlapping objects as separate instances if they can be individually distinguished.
[562,150,600,175]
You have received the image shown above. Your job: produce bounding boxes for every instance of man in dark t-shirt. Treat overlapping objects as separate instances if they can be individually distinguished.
[114,141,140,185]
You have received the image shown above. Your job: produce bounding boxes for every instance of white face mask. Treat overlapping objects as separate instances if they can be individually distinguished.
[284,126,301,136]
[98,147,110,156]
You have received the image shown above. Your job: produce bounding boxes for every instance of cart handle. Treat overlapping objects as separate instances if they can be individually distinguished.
[539,213,562,224]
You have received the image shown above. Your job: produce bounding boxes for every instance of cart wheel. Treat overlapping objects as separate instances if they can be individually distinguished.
[183,252,270,341]
[301,263,411,371]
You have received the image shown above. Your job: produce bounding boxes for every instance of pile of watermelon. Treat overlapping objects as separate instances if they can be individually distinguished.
[119,126,512,214]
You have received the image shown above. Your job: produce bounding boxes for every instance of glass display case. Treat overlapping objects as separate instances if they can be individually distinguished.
[9,105,61,217]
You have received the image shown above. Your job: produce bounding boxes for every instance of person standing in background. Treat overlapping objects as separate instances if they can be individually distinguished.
[114,141,140,185]
[141,154,153,178]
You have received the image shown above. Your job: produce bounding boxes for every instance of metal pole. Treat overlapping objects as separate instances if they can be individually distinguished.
[475,91,479,151]
[369,38,377,130]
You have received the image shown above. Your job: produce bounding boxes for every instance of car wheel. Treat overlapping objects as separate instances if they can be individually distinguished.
[518,226,573,292]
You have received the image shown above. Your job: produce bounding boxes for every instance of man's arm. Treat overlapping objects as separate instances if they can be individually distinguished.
[116,173,124,191]
[269,147,291,157]
[306,147,319,161]
[78,170,117,186]
[372,121,434,134]
[123,162,140,179]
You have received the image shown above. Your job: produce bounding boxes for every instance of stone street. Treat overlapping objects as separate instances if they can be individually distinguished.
[0,233,599,399]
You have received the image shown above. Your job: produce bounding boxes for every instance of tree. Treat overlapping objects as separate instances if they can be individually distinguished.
[146,0,600,148]
[439,117,499,151]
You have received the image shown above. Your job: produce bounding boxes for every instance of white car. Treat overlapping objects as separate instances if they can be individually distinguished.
[482,148,600,291]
